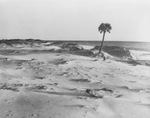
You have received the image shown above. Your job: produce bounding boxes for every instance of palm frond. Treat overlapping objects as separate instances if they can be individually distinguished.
[98,23,112,33]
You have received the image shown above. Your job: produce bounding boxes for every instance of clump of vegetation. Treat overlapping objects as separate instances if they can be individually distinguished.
[61,43,83,51]
[0,39,46,46]
[103,46,132,58]
[92,45,132,59]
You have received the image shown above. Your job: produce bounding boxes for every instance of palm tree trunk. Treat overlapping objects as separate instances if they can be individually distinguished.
[99,31,105,53]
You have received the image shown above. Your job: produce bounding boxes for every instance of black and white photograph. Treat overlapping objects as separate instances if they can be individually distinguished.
[0,0,150,118]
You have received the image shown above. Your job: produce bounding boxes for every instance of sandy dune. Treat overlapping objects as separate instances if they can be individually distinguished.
[0,41,150,118]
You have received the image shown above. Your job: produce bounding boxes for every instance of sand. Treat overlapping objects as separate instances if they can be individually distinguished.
[0,42,150,118]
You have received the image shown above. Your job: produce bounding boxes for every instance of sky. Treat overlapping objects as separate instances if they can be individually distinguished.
[0,0,150,42]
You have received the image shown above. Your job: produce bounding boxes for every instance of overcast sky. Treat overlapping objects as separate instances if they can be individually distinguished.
[0,0,150,42]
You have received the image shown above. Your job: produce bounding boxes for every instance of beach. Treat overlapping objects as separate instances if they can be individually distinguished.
[0,40,150,118]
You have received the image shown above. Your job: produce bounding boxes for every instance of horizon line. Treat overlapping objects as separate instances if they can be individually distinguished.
[0,38,150,43]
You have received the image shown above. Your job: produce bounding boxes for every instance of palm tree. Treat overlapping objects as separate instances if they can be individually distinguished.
[98,23,112,53]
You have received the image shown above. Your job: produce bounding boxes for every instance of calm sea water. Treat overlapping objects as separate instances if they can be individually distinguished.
[57,41,150,52]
